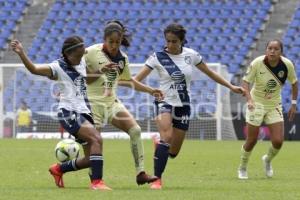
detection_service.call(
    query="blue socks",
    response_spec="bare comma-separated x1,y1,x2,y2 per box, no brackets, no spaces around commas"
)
154,141,170,178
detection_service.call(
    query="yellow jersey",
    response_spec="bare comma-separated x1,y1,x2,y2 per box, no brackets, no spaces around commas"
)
84,43,131,106
243,55,297,108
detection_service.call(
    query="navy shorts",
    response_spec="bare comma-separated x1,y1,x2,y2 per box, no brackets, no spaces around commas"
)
58,108,94,144
154,101,191,131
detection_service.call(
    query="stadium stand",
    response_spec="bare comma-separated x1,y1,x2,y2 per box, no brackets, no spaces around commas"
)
0,0,30,50
27,0,274,72
1,0,300,140
10,1,300,117
282,6,300,111
3,0,276,117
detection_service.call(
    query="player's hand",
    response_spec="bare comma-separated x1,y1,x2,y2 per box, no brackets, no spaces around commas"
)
10,40,24,54
100,63,119,74
247,99,255,111
288,104,297,121
151,88,164,101
230,85,246,96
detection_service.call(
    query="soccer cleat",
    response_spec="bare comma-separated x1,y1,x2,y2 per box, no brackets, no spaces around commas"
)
150,178,162,189
49,163,64,188
238,168,248,180
136,171,158,185
262,155,273,178
90,180,112,191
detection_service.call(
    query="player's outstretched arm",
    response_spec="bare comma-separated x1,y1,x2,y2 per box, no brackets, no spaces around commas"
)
134,65,152,82
10,40,52,78
196,62,245,95
118,78,164,101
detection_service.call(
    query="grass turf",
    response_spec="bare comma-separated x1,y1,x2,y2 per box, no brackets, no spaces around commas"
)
0,139,299,200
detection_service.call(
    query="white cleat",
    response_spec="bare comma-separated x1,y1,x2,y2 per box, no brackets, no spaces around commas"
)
238,168,248,180
262,155,273,178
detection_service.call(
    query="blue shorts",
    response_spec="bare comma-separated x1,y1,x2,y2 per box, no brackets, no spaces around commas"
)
154,101,191,131
58,108,94,144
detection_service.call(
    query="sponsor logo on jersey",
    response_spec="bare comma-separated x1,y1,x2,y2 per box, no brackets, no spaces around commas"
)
164,64,176,69
264,79,277,99
170,71,185,83
170,84,185,90
266,79,277,89
74,76,87,97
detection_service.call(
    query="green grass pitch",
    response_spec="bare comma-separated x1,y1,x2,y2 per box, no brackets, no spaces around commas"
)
0,139,299,200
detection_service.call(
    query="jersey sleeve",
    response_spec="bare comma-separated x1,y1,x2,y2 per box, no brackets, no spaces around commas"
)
84,48,94,71
192,50,203,66
118,56,131,80
48,61,60,80
243,60,257,83
145,53,157,70
287,61,298,84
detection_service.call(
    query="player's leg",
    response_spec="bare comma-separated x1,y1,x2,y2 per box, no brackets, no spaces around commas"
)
49,120,99,188
262,107,284,178
111,105,157,185
238,123,260,179
168,105,190,158
148,102,174,189
238,104,263,179
50,110,110,190
149,112,173,189
76,122,111,190
168,128,186,158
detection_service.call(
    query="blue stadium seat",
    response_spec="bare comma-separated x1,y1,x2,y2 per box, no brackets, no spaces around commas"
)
6,0,274,113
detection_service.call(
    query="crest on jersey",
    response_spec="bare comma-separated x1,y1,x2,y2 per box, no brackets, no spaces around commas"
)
171,71,185,84
184,56,192,64
277,70,285,78
118,60,125,69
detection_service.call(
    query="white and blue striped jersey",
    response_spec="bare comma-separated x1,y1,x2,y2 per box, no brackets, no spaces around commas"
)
49,58,91,114
145,47,203,106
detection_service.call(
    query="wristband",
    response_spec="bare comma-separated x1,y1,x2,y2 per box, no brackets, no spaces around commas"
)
292,100,297,105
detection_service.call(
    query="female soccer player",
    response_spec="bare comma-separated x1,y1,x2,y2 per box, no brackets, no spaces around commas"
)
134,23,245,189
84,20,162,185
237,39,298,179
11,36,111,190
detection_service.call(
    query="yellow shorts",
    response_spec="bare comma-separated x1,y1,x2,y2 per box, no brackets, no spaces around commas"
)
90,100,127,128
246,103,283,126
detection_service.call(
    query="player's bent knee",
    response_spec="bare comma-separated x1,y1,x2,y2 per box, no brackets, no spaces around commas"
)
128,125,142,139
168,153,178,159
272,140,283,149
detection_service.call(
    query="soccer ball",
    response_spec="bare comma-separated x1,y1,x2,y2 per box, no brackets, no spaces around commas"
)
55,139,80,162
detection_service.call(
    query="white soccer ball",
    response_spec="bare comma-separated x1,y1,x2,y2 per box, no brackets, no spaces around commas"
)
55,139,80,162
